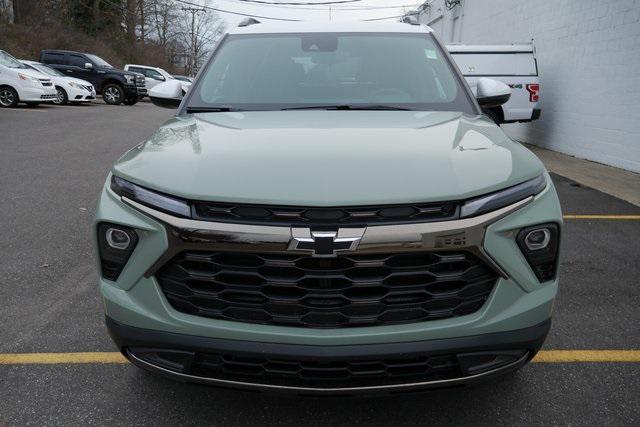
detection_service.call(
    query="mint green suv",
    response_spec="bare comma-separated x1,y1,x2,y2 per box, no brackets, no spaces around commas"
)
95,20,562,394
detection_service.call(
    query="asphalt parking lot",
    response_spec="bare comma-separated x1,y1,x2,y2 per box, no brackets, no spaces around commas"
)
1,102,639,425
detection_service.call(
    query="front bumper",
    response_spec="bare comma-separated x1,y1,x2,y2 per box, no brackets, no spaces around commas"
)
16,85,56,102
96,173,562,390
109,316,549,394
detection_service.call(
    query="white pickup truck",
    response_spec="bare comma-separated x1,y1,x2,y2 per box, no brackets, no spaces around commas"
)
447,43,541,124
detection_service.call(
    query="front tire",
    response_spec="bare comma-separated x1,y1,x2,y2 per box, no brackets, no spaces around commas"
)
122,95,138,106
103,84,124,105
0,86,19,108
54,86,68,105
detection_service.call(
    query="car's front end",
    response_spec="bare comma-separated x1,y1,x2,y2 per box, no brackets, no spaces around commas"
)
63,78,96,102
95,23,562,394
15,72,57,103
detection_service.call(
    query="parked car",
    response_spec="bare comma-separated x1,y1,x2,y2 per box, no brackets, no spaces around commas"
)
0,49,57,108
39,50,146,105
447,43,540,124
124,64,191,95
172,75,193,84
98,20,562,394
20,60,96,105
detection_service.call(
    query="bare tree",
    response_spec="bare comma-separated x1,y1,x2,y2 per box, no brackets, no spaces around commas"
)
177,8,224,75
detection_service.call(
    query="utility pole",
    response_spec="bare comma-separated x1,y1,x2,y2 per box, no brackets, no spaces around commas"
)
182,6,206,75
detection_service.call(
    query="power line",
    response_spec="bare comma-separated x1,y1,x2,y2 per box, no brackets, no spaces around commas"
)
231,0,362,5
172,0,302,21
220,0,423,11
173,0,423,22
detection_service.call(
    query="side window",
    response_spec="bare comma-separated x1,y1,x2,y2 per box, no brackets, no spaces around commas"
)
69,54,88,68
146,69,163,80
129,67,144,74
42,52,65,65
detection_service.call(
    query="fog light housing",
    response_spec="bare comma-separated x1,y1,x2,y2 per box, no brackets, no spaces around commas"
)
97,223,138,281
517,223,560,282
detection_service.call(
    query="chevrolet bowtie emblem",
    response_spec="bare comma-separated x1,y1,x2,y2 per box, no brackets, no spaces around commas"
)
289,228,365,257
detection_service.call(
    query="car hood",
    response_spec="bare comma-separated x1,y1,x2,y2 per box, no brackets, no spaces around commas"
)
66,77,92,86
17,68,51,80
113,111,545,206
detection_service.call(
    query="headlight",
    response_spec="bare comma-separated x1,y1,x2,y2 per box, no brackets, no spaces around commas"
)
124,75,135,84
69,82,85,89
110,175,190,218
460,174,547,218
18,73,40,84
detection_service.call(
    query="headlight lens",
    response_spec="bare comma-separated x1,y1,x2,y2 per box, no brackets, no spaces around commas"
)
18,73,40,83
125,74,135,84
460,174,547,218
69,82,85,89
111,175,190,217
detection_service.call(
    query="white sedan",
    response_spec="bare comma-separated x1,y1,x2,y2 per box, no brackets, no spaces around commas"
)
21,60,96,105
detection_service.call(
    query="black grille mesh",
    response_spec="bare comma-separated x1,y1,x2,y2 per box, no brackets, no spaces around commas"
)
156,251,497,328
192,201,458,225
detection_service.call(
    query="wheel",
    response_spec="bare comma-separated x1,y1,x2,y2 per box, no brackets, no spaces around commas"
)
54,86,68,105
102,84,124,105
122,95,139,106
0,86,19,108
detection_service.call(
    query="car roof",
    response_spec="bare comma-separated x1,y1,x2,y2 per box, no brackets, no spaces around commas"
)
230,21,432,35
446,43,534,53
126,64,157,69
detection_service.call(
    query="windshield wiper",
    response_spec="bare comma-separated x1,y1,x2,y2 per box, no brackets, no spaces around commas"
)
281,104,413,111
185,106,240,113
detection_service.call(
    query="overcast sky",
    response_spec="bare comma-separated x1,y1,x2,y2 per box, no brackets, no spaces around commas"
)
198,0,424,27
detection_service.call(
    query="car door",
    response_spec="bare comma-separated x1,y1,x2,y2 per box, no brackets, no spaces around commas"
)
144,68,166,90
64,53,97,86
128,66,152,89
41,52,66,71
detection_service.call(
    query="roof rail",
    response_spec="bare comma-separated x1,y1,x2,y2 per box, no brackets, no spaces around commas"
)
238,18,261,27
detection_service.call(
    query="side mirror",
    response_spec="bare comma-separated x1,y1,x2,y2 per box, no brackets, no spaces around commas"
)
476,78,511,107
149,80,183,109
84,62,93,70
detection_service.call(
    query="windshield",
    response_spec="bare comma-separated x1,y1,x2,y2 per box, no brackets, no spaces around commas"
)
86,54,112,68
187,33,475,113
30,63,65,77
0,50,28,69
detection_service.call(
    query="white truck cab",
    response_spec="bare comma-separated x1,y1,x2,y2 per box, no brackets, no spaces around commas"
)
0,50,57,108
124,64,191,95
447,43,540,124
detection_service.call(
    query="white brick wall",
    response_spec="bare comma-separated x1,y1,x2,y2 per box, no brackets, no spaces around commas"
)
423,0,640,173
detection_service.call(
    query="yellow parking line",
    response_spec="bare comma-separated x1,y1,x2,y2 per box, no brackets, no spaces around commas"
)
563,214,640,220
1,351,640,365
532,350,640,363
0,352,128,364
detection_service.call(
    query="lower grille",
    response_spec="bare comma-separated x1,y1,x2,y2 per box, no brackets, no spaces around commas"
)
156,250,497,328
129,347,527,390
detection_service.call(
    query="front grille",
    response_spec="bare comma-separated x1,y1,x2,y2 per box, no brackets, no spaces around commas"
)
40,94,56,100
147,349,461,388
192,201,458,226
130,347,527,390
156,250,497,328
135,76,145,87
